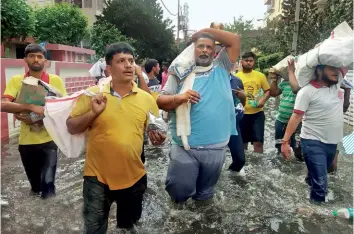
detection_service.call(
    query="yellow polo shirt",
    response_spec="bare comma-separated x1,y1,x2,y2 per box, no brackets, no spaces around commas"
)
236,70,270,114
70,82,159,190
2,73,67,145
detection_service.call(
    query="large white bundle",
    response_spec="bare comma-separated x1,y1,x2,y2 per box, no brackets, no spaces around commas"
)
295,21,353,87
43,90,96,158
168,44,195,80
272,55,294,80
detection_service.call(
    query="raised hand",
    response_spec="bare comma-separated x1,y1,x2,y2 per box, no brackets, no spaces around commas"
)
91,93,107,116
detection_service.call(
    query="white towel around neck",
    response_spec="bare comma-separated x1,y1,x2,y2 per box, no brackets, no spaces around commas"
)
176,64,213,150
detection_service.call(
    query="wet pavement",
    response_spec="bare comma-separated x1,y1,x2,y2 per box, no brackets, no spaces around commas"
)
1,97,353,234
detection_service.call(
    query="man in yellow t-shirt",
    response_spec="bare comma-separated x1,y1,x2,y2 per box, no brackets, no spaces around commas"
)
66,43,166,232
1,44,66,199
236,52,270,153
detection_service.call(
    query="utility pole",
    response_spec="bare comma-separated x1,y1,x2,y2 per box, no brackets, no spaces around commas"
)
291,0,301,55
177,0,180,48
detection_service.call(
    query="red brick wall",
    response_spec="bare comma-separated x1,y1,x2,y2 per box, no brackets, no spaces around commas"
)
65,76,96,94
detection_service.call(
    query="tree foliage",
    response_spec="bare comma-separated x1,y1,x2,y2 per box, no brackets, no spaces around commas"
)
1,0,35,42
96,0,177,62
318,0,353,40
275,0,353,55
224,16,258,54
34,3,88,46
90,21,134,58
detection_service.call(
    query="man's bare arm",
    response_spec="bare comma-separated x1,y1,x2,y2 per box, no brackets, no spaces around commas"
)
343,88,351,113
137,73,151,94
1,98,43,114
270,80,282,97
287,59,301,94
288,71,301,94
283,113,303,141
192,28,240,63
157,90,200,111
66,111,98,135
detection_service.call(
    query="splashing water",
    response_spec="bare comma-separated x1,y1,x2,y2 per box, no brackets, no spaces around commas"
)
1,97,353,233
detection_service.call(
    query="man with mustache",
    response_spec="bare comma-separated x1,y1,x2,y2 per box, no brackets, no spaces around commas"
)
1,43,67,199
236,52,271,153
157,29,240,203
281,65,348,202
66,43,166,232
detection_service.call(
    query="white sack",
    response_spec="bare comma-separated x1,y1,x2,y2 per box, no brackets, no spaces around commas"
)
272,55,294,80
295,21,353,87
43,90,95,158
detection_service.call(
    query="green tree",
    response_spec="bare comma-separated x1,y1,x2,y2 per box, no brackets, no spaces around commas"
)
318,0,353,40
224,16,258,53
279,0,328,55
96,0,177,61
90,21,134,58
34,3,88,46
1,0,35,42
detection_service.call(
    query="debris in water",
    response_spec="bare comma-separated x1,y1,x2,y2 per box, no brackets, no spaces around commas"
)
296,206,315,216
270,217,283,232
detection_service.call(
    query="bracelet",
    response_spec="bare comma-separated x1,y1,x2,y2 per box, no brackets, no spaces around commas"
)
281,139,290,144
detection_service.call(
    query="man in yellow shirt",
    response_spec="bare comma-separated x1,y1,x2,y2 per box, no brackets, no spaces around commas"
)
1,44,67,199
236,52,270,153
66,43,166,232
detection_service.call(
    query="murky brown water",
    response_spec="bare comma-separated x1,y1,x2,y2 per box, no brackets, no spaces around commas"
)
1,97,353,234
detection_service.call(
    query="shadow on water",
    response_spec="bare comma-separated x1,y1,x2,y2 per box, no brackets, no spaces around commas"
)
1,97,353,234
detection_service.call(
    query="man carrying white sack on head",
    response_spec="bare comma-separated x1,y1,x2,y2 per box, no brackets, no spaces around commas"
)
157,28,240,203
281,65,350,203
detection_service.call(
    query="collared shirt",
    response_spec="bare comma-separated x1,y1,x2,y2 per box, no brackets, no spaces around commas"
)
70,81,159,190
294,81,344,144
2,72,67,145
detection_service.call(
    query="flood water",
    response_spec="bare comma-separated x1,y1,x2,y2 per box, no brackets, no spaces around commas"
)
1,97,353,234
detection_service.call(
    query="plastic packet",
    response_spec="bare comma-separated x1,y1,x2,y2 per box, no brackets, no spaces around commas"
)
147,112,168,134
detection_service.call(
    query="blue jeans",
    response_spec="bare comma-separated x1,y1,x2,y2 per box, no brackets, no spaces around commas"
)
228,124,245,172
301,138,337,202
165,144,226,202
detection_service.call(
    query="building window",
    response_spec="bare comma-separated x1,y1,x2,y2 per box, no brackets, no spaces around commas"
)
72,0,82,8
83,0,92,8
55,0,63,3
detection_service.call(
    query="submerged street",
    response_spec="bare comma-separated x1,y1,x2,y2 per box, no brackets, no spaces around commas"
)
1,98,353,234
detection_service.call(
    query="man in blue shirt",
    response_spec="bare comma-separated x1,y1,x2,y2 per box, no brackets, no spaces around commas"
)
157,28,240,203
229,74,246,175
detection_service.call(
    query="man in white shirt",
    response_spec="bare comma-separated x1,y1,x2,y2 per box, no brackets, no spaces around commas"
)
281,65,347,202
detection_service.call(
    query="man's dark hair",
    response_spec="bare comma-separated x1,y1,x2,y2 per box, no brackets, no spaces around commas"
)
162,62,169,67
195,32,216,44
145,59,159,73
105,42,135,65
186,40,193,48
242,52,256,59
314,64,325,81
25,43,47,58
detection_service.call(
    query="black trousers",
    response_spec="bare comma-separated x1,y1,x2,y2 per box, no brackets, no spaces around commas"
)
83,175,147,233
18,141,58,198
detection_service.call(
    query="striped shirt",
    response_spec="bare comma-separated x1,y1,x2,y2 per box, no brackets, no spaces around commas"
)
277,81,296,123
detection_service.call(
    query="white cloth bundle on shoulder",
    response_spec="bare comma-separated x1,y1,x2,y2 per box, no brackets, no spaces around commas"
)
168,44,213,150
295,21,353,87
